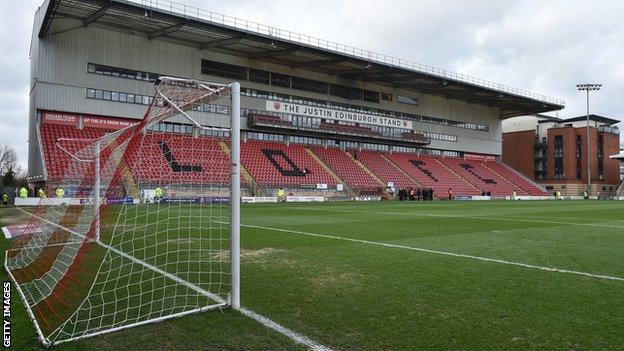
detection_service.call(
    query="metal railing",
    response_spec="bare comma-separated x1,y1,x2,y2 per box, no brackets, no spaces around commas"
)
128,0,565,106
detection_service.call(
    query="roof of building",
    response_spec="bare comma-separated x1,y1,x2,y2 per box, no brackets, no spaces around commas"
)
537,114,620,125
38,0,565,118
562,114,621,126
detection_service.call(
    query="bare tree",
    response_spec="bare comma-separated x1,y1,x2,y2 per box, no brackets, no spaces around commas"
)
0,143,22,177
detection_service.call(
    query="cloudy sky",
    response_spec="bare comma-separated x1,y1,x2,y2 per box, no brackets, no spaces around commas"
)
1,0,623,168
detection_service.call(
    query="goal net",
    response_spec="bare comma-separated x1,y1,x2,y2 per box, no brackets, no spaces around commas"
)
5,77,241,346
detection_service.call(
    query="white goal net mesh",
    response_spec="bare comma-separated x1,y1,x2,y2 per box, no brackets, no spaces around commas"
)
5,78,238,346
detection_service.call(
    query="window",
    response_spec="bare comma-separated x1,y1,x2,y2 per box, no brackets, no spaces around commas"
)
397,95,418,106
330,84,362,100
381,93,393,102
362,90,380,103
554,135,564,179
87,63,159,83
249,69,270,85
201,59,247,80
270,73,290,88
291,76,327,94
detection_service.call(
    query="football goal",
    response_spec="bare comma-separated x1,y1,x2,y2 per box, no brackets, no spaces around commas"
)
5,77,241,347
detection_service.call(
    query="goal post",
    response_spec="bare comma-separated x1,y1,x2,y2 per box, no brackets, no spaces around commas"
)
5,78,241,346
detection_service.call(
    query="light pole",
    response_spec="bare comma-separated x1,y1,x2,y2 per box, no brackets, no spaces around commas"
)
576,83,601,195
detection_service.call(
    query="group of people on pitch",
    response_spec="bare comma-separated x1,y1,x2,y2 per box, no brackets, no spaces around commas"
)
397,187,434,201
1,187,66,205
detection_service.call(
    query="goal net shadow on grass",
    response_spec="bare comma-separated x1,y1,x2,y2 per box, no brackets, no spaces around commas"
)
5,77,240,347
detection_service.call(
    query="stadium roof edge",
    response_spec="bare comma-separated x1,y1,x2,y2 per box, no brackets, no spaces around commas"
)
37,0,566,118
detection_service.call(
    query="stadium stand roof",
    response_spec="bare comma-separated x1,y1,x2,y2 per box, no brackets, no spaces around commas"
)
38,0,565,118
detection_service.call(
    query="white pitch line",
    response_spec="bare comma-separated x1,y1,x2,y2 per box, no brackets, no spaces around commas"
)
238,307,333,351
242,223,624,283
14,208,334,351
289,206,624,229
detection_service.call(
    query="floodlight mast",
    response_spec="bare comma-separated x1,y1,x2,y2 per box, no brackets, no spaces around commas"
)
576,83,601,196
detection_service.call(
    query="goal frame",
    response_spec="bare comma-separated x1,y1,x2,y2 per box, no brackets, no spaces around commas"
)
5,78,241,347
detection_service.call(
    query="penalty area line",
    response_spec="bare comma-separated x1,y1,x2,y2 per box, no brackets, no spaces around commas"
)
241,223,624,283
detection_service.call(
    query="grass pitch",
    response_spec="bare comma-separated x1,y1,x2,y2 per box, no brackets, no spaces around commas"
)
2,200,624,350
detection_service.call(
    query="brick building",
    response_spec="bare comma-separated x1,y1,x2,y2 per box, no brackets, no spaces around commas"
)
503,114,621,196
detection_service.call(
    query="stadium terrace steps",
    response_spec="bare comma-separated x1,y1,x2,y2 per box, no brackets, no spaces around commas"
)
218,140,264,196
496,162,549,195
339,149,386,187
482,162,545,196
385,152,479,197
379,153,421,188
305,147,349,187
439,158,525,196
355,151,417,189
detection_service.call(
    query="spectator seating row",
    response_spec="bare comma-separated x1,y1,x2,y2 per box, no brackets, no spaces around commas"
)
386,153,479,196
240,140,336,187
40,123,547,196
311,147,379,190
355,150,417,189
439,158,527,196
483,162,546,196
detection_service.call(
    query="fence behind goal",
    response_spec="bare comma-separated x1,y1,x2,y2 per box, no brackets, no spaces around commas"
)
5,78,241,347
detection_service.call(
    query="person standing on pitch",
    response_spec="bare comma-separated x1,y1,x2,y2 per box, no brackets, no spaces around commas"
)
38,188,46,198
154,186,163,203
19,187,28,199
277,187,285,202
2,192,9,206
448,188,453,201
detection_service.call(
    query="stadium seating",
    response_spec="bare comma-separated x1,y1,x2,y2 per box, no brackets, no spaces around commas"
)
40,124,116,183
311,147,379,190
131,133,232,185
40,123,546,197
40,124,233,186
241,140,336,187
439,158,526,196
483,162,547,195
355,150,417,189
385,153,479,197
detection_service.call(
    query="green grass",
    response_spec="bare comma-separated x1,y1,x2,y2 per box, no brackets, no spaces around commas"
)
2,200,624,350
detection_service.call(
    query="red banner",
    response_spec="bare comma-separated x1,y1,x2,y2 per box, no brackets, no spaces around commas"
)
42,111,138,130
